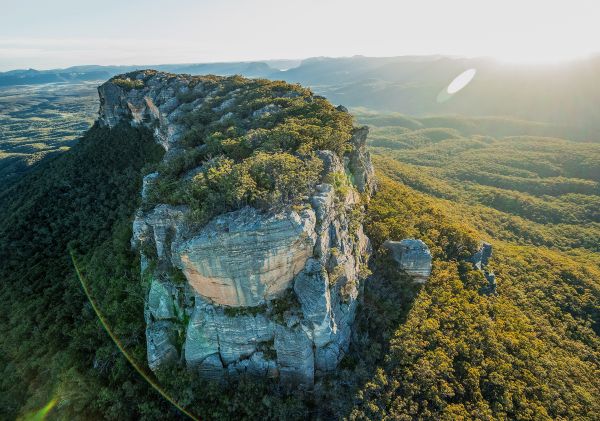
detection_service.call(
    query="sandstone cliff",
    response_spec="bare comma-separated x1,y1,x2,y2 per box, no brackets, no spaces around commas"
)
97,70,375,386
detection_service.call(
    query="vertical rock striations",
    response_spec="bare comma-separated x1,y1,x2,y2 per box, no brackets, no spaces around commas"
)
173,207,317,307
97,71,375,387
384,239,432,282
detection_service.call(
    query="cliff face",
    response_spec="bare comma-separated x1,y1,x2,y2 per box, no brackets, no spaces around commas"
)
98,72,189,149
175,207,317,307
97,70,375,387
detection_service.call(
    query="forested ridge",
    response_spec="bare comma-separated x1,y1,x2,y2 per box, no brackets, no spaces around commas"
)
351,175,600,419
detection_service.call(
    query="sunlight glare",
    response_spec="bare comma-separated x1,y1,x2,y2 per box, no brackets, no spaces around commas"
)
437,68,477,103
447,69,477,94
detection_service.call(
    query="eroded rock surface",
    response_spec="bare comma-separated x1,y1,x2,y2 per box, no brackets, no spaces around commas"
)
470,242,496,295
173,207,317,307
470,242,492,271
347,126,376,195
384,239,432,282
98,71,193,150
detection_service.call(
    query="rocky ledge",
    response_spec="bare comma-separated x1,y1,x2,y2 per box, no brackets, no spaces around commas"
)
97,70,375,387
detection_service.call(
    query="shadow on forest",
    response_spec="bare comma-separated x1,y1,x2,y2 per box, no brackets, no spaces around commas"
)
311,250,423,420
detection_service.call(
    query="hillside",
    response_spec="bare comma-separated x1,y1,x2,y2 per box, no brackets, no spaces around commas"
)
348,112,600,418
0,62,281,87
4,54,600,134
353,173,600,419
0,73,598,420
0,73,376,419
359,111,600,256
282,56,600,139
0,124,167,418
0,83,97,186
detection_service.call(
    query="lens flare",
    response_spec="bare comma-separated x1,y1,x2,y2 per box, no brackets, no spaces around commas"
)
447,68,477,94
70,251,198,421
437,68,477,103
18,398,57,421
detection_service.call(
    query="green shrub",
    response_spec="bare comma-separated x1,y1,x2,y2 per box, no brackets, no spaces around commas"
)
223,304,267,317
270,290,300,324
324,171,351,199
145,75,355,226
112,77,145,91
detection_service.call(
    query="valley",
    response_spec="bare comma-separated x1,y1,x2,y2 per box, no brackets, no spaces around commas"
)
0,82,97,185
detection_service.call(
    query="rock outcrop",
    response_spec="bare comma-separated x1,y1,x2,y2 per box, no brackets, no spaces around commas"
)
97,71,375,387
470,242,492,271
98,71,192,150
384,239,432,282
347,126,376,195
174,207,317,307
470,242,496,294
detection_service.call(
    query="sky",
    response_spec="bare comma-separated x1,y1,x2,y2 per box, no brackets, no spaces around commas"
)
1,0,599,71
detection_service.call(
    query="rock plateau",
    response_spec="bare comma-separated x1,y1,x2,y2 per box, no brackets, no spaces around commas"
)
97,70,375,387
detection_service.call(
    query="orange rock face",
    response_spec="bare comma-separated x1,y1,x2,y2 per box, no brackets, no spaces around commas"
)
175,207,317,307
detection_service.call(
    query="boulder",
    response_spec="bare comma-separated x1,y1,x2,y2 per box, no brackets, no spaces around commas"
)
384,239,432,282
470,242,492,270
469,242,496,295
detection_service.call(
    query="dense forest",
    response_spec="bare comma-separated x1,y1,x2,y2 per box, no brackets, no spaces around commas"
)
0,101,599,418
142,73,354,224
350,113,600,418
0,125,172,418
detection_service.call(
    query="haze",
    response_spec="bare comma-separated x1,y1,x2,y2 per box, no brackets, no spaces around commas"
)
1,0,599,71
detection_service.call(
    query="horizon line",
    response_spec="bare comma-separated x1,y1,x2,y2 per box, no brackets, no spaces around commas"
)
3,52,600,73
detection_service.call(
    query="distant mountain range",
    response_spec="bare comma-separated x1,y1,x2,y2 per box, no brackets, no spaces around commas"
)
3,55,600,138
0,61,280,86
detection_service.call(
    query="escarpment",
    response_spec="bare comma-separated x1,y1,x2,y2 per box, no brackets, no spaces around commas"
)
97,70,375,386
